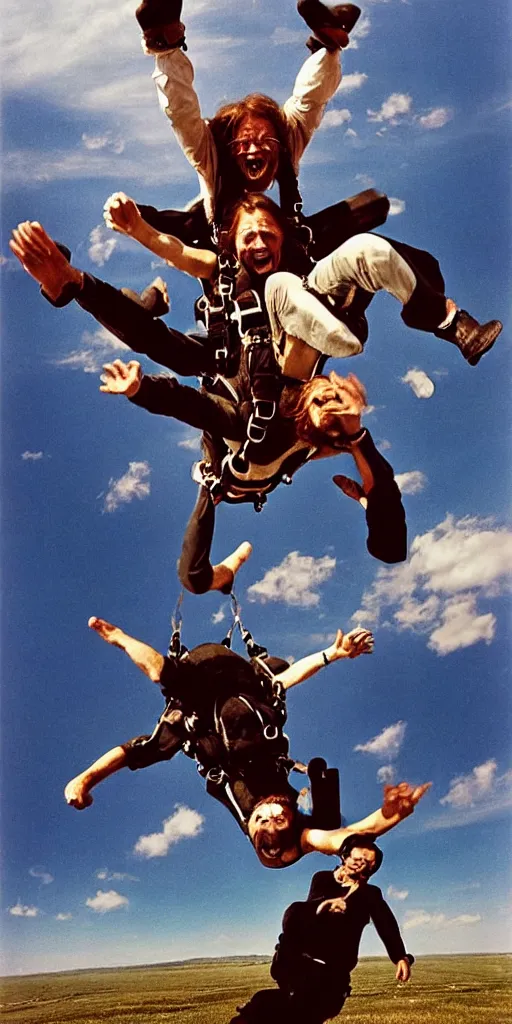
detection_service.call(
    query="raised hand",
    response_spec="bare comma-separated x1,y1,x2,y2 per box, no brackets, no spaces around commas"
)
328,628,374,661
100,359,142,397
9,220,81,301
382,781,432,820
103,192,144,237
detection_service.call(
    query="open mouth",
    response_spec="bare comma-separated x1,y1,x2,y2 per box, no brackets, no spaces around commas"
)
244,155,266,178
250,249,273,273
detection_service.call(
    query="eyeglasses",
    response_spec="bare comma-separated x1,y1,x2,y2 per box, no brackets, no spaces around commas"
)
228,136,281,155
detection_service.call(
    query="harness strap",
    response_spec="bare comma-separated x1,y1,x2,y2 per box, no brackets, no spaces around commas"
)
166,589,188,660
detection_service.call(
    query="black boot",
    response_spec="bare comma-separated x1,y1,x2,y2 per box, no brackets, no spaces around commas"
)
434,310,503,366
297,0,360,51
136,0,186,52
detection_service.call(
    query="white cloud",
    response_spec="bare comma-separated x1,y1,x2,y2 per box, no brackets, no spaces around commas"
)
29,867,54,885
387,885,409,901
346,14,372,50
354,173,375,187
271,26,305,45
56,325,130,375
134,805,204,859
337,72,368,94
55,912,73,921
95,869,138,882
388,197,406,216
8,902,39,917
345,128,358,139
428,594,495,655
394,471,427,495
367,92,412,124
247,551,336,608
82,132,124,153
354,721,406,760
418,107,452,130
401,368,435,399
440,759,499,808
319,108,352,129
404,910,481,930
351,514,512,655
377,764,395,784
103,461,151,514
211,606,227,625
86,889,129,913
21,450,44,461
88,225,117,267
178,432,202,451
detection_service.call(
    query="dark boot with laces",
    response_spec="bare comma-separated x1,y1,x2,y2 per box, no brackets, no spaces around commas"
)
434,310,503,366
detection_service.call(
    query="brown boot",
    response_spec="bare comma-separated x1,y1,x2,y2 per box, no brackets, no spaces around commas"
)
298,0,360,51
136,0,186,52
434,310,503,366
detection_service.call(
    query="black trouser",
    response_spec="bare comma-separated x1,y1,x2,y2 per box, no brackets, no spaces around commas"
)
76,272,216,377
230,984,348,1024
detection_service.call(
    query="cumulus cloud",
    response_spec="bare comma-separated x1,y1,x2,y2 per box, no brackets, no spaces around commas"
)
394,471,427,495
401,368,435,399
8,902,39,917
55,325,130,374
29,867,54,885
388,197,406,216
103,461,151,513
88,225,117,267
418,107,452,130
21,450,44,461
96,869,138,882
345,128,358,139
377,764,396,784
440,759,503,808
86,890,129,913
387,885,409,901
351,514,512,655
337,71,368,94
55,912,73,921
404,910,481,930
134,805,204,859
354,721,406,760
367,92,412,124
178,432,202,451
211,605,227,625
354,172,375,188
346,14,371,49
319,109,352,129
247,551,336,608
82,131,124,153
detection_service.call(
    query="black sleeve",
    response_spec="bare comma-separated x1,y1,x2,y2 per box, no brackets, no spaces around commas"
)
307,871,337,901
129,375,245,439
368,888,408,963
358,431,407,564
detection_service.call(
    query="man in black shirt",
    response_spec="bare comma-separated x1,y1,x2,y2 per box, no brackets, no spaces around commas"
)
232,834,413,1022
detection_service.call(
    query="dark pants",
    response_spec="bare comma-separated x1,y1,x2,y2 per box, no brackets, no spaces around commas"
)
230,985,348,1024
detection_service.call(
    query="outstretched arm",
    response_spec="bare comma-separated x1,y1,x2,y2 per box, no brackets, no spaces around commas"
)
275,628,374,691
104,192,217,281
301,782,431,855
283,48,342,166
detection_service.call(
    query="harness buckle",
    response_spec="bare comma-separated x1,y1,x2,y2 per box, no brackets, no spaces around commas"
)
253,399,275,422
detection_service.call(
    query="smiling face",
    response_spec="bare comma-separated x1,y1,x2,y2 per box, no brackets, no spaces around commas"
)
248,799,301,869
234,208,284,277
230,114,281,191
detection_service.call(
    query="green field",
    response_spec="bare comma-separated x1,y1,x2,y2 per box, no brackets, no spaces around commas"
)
2,954,511,1024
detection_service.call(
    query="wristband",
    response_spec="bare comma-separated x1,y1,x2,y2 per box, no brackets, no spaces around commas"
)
322,651,330,666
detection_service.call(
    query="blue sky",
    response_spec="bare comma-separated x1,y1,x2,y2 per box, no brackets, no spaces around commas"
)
2,0,511,977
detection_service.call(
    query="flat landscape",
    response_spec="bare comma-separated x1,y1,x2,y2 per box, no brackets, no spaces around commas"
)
2,954,511,1024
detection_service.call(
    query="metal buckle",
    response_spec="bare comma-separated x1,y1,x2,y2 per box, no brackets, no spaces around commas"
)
253,400,275,422
246,417,267,444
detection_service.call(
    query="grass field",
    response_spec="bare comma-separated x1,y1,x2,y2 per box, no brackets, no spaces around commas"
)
2,954,511,1024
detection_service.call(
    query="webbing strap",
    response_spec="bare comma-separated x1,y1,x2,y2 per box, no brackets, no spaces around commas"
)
167,589,188,659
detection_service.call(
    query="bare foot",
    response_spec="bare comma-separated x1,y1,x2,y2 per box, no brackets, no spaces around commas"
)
333,475,368,509
64,775,94,810
88,616,125,648
9,221,82,301
210,541,253,593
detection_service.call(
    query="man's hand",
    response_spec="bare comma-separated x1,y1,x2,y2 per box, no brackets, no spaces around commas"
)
316,896,347,915
100,359,142,398
329,371,367,436
104,192,144,238
395,959,411,983
382,782,432,820
326,628,374,662
9,221,82,301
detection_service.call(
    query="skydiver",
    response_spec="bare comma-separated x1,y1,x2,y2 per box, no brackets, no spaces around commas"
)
231,834,414,1023
64,614,430,869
